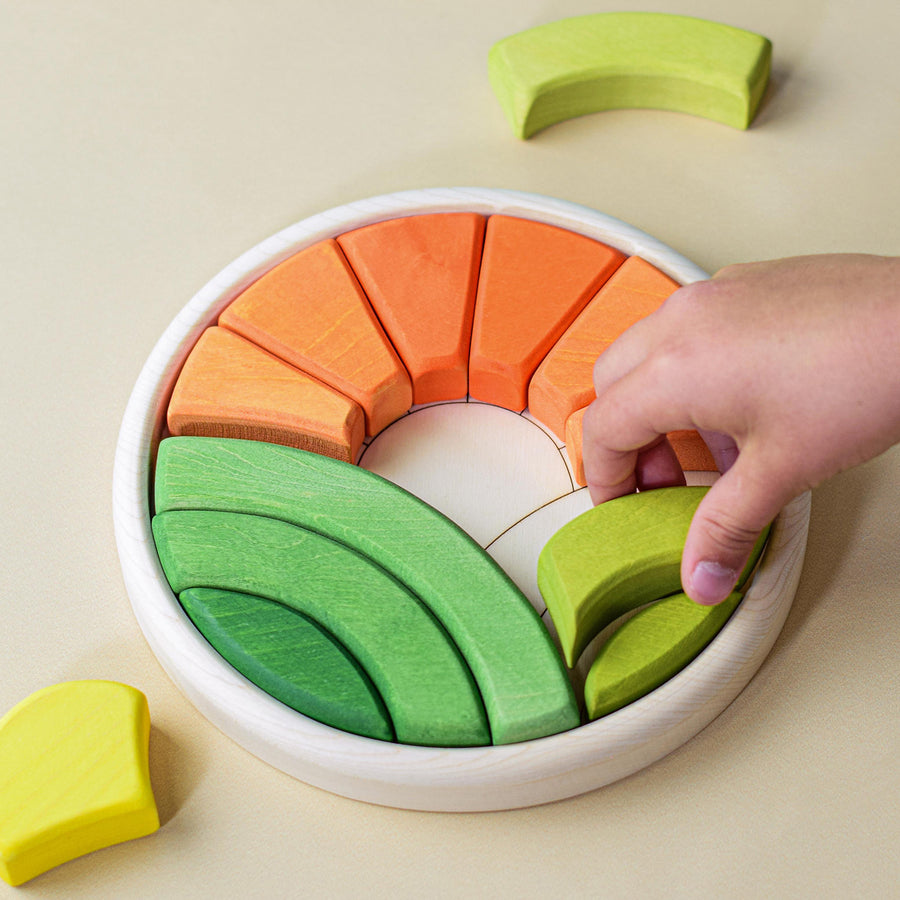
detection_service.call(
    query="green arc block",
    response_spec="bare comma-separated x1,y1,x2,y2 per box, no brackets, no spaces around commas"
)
489,13,772,138
154,436,579,744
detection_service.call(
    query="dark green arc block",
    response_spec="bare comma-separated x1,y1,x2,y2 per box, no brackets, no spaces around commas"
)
153,436,579,744
153,509,490,748
584,590,743,720
179,587,394,741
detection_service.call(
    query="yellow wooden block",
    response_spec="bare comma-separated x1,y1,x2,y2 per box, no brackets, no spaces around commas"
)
0,681,159,886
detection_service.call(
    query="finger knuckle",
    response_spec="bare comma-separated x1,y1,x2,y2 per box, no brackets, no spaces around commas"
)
700,512,762,555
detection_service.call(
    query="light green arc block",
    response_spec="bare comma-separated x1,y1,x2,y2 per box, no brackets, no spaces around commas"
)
488,13,772,138
537,486,769,668
154,436,579,744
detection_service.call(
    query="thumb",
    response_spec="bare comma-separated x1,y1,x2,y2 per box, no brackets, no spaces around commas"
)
681,457,791,606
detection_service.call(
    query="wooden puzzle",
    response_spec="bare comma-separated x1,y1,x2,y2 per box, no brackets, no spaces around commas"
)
0,681,158,886
489,13,772,138
113,188,810,810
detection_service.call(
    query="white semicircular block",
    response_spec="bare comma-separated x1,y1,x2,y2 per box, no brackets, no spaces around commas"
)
359,402,573,547
487,489,592,612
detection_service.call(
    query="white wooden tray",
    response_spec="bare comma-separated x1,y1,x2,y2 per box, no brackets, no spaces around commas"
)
112,188,810,811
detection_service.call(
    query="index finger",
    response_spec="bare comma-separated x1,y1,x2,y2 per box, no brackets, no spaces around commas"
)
582,355,700,504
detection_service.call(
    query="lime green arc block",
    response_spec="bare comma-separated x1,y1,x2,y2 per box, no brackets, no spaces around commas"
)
179,587,394,742
154,436,579,744
584,590,743,720
153,509,490,747
537,486,769,667
488,13,772,138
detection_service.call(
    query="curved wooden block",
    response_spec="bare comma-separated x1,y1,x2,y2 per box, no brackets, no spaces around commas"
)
584,590,742,719
488,12,772,138
153,509,490,747
667,428,718,472
154,436,579,744
179,587,393,741
167,327,365,463
338,213,485,404
537,486,768,666
469,216,625,410
219,239,412,436
529,256,680,439
0,681,158,886
564,407,717,486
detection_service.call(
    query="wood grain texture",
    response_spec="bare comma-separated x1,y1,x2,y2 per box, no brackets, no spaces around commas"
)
219,238,412,436
113,189,807,810
338,213,484,404
488,12,772,138
153,509,490,747
468,215,625,411
0,682,158,886
537,486,768,666
179,587,394,741
529,256,680,440
154,436,579,744
166,326,365,463
584,590,742,719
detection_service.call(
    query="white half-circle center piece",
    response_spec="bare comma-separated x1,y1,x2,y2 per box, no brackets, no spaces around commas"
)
358,402,573,548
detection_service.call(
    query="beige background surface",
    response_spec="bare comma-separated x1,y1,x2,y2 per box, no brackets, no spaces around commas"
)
2,1,898,896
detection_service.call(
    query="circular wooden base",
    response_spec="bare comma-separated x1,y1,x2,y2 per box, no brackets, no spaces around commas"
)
112,189,809,811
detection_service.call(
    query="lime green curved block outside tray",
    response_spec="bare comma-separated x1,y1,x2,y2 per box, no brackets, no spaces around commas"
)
488,12,772,138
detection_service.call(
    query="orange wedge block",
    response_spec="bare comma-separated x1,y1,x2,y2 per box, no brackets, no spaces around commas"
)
667,429,718,472
167,327,365,463
338,213,486,405
529,256,680,439
469,216,625,411
219,239,412,436
565,407,717,486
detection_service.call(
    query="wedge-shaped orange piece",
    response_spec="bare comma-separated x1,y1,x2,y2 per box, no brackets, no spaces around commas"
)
529,256,680,439
167,327,365,463
219,239,412,436
469,216,625,411
667,429,718,472
565,407,717,486
338,213,485,405
0,681,158,886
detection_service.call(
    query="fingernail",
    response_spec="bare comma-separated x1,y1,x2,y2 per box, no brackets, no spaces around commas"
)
689,560,738,606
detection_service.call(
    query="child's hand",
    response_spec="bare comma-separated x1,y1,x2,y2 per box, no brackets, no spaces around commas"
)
582,254,900,605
